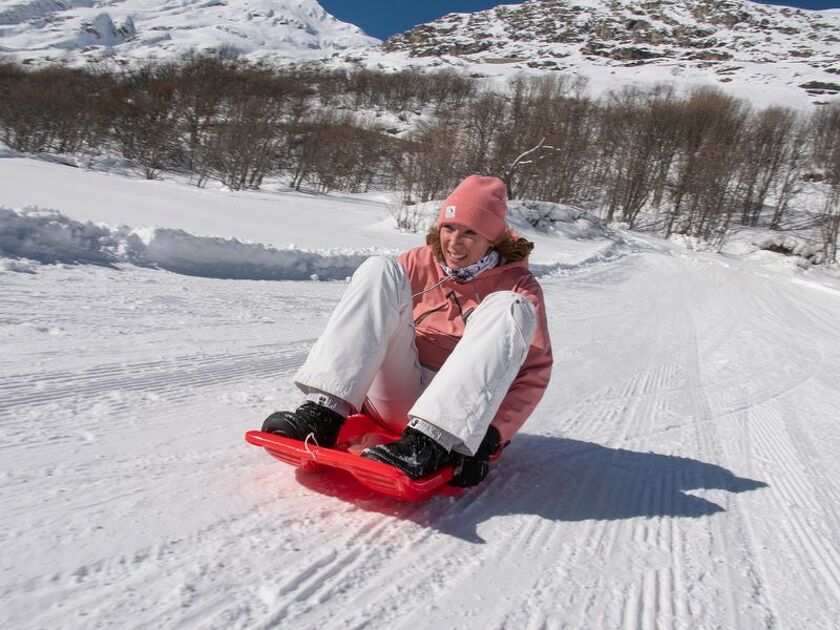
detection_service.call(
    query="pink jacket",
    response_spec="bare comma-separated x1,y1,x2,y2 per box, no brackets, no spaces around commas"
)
398,245,553,442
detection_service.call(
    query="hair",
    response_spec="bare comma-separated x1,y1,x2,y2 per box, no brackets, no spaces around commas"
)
425,226,534,264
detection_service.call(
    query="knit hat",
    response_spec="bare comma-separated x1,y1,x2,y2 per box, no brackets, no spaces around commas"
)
437,175,508,242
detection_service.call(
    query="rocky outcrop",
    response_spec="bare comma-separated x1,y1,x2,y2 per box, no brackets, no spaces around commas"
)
380,0,839,69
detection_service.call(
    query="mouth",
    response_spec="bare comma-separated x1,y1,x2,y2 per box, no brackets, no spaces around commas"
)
446,251,468,265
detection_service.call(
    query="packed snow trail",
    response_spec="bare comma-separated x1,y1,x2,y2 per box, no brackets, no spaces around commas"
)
3,244,840,629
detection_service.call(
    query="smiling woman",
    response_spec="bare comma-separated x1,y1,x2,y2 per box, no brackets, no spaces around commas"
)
439,224,492,269
261,174,552,486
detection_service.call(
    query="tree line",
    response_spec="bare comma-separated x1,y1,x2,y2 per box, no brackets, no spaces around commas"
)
1,55,838,262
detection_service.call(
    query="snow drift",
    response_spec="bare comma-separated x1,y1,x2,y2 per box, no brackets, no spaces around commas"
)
0,203,626,280
0,206,371,280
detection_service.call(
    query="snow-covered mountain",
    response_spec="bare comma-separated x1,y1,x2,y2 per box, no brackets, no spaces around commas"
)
0,0,380,65
2,0,839,109
360,0,840,110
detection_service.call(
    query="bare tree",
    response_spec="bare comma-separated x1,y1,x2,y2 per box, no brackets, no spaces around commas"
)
0,65,114,154
204,68,289,190
812,104,840,262
174,54,237,185
109,63,183,179
494,75,596,203
736,106,798,227
599,86,678,228
665,89,747,239
461,90,507,174
396,113,464,204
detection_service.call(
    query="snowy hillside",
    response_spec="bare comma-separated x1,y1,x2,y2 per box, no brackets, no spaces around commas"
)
3,153,840,628
0,0,379,66
3,0,840,110
360,0,840,110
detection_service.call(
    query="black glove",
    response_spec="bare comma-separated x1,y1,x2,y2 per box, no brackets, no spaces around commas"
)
449,426,502,488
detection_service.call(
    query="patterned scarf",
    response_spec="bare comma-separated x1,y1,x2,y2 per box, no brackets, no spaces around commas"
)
440,250,500,283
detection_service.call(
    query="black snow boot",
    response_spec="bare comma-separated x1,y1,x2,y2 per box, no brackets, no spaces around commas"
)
261,402,345,447
361,427,451,479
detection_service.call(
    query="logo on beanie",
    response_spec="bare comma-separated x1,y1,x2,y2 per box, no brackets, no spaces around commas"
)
445,205,456,218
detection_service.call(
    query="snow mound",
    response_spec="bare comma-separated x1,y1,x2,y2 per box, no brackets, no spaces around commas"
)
0,142,21,158
127,226,370,280
0,206,122,266
0,206,372,280
509,200,612,240
0,196,624,281
397,198,611,240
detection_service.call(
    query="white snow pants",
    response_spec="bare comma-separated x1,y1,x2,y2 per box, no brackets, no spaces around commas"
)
293,256,536,455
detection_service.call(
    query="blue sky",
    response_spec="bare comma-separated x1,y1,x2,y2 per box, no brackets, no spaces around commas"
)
319,0,840,40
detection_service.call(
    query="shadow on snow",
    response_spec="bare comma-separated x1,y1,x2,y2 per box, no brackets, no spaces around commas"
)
294,433,768,544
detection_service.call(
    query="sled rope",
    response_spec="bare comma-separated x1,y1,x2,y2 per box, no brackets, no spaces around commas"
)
303,432,319,460
412,276,449,299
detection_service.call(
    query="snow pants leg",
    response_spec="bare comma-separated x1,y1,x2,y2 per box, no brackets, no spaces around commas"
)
293,256,426,435
408,291,536,455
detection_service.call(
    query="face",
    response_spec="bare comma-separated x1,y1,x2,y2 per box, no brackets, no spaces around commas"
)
439,223,493,269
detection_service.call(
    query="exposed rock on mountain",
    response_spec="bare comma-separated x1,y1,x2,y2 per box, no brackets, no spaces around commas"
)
382,0,838,67
369,0,840,109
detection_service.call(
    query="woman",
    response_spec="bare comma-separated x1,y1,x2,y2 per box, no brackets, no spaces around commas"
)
263,175,552,487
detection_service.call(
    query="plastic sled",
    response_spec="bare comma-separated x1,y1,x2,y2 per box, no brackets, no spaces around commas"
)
245,413,459,501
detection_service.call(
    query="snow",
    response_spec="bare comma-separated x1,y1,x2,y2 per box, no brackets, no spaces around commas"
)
3,152,840,628
0,0,379,65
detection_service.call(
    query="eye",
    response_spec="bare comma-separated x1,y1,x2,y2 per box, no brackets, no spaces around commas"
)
441,225,455,233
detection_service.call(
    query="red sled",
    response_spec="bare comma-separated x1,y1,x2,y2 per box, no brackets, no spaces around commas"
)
246,413,461,501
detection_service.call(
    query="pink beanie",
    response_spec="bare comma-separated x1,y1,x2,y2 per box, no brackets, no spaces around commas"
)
437,175,508,242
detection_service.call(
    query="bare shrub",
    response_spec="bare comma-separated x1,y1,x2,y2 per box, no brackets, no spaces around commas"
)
664,88,748,240
599,86,680,228
0,65,114,154
735,106,799,227
108,63,184,179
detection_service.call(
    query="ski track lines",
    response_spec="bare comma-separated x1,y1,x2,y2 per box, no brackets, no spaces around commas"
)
682,261,840,630
255,483,558,629
0,343,308,415
713,270,840,628
745,402,840,626
727,377,840,625
678,285,776,630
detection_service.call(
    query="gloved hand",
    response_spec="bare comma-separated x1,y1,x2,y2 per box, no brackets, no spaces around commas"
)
448,425,502,487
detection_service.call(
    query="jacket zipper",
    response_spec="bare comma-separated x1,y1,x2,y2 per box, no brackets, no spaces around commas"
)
414,302,448,325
